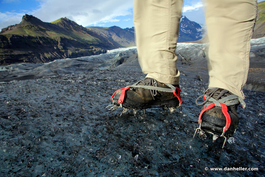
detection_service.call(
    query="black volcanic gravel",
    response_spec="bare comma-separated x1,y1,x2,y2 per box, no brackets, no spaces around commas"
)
0,50,264,176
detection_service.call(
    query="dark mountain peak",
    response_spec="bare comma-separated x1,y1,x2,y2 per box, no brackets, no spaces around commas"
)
109,26,123,32
109,26,121,29
1,14,45,33
125,27,135,34
21,14,43,25
60,17,71,22
180,15,201,28
181,16,188,21
53,17,75,25
178,15,203,42
180,16,193,25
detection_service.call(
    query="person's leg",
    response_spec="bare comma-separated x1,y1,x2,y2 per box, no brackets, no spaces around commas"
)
109,0,183,110
194,0,257,146
205,0,257,99
134,0,183,85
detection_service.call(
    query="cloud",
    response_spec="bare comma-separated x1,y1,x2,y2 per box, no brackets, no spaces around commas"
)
183,2,203,13
34,0,133,26
0,0,133,29
0,12,24,29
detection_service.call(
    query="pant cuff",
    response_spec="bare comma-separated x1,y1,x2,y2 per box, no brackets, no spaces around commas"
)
209,77,245,99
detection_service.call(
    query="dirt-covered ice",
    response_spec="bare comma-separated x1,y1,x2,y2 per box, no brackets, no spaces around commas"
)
0,44,264,176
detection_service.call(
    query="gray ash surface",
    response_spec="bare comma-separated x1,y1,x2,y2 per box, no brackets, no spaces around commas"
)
0,48,264,176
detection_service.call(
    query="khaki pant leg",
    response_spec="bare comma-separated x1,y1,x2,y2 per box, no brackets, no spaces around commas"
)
134,0,183,85
205,0,257,98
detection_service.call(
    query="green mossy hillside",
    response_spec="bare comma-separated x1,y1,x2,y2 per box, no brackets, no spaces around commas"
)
0,14,124,65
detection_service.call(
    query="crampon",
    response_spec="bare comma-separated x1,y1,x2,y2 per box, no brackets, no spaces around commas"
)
193,88,246,148
106,78,183,115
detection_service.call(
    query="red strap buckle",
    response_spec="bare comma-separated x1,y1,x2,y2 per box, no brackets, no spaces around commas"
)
110,86,130,104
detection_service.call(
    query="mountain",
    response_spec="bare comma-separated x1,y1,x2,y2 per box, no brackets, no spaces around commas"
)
0,14,122,65
253,1,265,38
0,14,203,65
87,26,135,47
178,16,204,42
88,16,204,44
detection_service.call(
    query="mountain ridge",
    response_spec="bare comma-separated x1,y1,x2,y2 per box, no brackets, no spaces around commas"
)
0,14,205,65
2,3,265,66
87,26,135,47
86,16,204,46
0,14,122,65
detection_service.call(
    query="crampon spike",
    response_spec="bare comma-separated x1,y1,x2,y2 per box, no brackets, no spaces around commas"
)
120,108,129,116
193,123,202,138
133,109,138,115
106,104,120,111
212,134,219,141
169,107,176,113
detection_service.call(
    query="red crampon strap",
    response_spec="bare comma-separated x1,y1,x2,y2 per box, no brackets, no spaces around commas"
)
198,102,231,133
173,87,183,105
110,86,130,104
220,103,231,132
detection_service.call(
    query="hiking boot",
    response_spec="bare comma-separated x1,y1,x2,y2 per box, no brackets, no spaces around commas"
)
194,88,246,148
108,78,182,111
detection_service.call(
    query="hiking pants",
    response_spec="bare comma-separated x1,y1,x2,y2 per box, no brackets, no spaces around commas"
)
134,0,257,98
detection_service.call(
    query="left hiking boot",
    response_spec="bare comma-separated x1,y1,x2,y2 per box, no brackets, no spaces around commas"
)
107,78,182,112
194,88,246,148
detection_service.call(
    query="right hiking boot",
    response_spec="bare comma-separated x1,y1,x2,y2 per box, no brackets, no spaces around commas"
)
194,88,246,148
108,78,182,112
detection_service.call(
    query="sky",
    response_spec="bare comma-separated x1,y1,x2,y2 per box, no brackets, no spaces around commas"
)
0,0,262,30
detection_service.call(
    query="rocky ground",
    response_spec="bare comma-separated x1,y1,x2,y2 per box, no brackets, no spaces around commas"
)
0,44,264,176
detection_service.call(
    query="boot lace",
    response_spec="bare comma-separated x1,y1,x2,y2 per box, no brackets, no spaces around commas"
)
196,88,246,108
136,78,158,100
